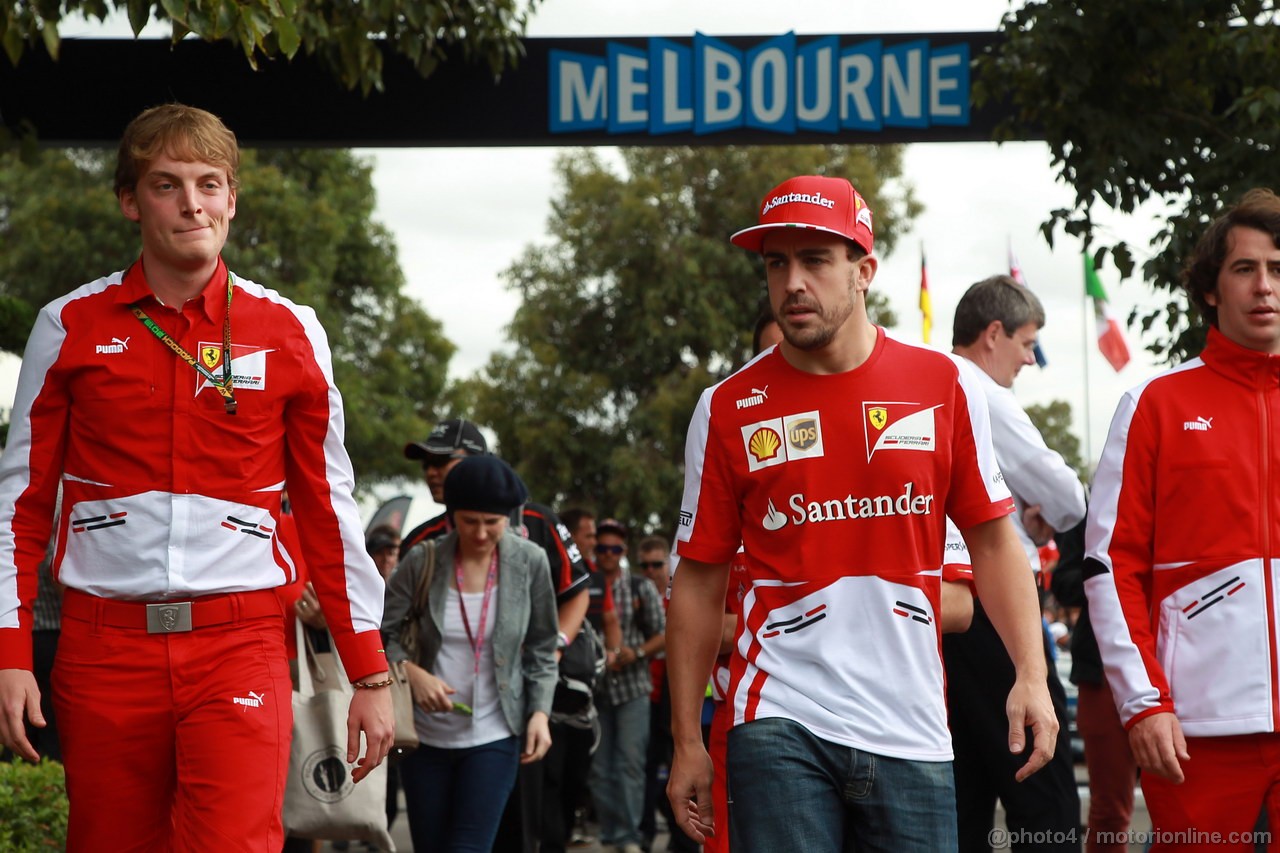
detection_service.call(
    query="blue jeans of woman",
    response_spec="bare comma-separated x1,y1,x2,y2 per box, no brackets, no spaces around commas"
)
727,717,957,852
400,735,520,853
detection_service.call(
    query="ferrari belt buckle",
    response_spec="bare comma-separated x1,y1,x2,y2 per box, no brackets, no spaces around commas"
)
146,602,193,633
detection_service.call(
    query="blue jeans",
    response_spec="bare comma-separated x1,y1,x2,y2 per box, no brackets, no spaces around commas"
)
589,694,650,846
399,736,520,853
727,717,957,852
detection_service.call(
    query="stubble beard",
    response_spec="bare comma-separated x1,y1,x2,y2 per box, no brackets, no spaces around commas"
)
778,282,857,352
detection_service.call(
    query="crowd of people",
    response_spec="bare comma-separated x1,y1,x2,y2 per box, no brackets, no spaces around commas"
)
2,101,1279,853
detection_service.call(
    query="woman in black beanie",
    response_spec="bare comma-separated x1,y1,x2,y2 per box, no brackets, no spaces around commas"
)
382,456,559,852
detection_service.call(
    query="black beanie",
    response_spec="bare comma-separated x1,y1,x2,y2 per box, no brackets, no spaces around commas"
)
443,456,529,515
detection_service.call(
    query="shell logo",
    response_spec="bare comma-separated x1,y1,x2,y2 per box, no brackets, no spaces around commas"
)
748,427,782,463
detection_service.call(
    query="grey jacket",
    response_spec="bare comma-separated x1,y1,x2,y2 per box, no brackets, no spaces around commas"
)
381,530,559,736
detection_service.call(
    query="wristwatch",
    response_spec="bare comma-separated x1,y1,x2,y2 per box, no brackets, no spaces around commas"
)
635,646,647,661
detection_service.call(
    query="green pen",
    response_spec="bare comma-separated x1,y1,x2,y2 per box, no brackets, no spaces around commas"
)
452,701,473,716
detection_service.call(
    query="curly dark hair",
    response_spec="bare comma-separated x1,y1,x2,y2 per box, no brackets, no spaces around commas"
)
1184,189,1280,328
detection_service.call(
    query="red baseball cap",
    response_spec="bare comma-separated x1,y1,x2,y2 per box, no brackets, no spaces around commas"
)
730,175,874,255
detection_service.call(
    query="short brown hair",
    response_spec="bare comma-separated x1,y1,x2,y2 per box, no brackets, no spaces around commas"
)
114,104,240,195
1184,189,1280,327
558,508,595,537
637,535,669,555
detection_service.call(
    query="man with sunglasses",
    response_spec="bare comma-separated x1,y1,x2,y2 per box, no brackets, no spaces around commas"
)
400,418,590,853
590,519,666,853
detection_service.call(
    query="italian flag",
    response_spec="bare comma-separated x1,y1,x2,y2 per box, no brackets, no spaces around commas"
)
1084,253,1131,372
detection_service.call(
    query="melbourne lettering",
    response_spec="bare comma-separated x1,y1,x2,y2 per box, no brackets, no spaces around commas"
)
549,34,970,136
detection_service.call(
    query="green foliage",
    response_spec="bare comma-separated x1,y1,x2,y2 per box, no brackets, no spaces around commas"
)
0,758,68,850
1025,399,1086,482
464,145,917,535
977,0,1280,363
0,0,538,93
0,147,452,490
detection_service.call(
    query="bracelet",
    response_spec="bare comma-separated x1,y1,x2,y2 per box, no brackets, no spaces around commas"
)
352,677,395,689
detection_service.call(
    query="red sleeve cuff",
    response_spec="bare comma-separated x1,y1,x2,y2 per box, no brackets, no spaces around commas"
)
949,497,1016,532
332,629,389,683
0,628,35,671
941,563,976,596
674,540,738,566
1123,703,1174,731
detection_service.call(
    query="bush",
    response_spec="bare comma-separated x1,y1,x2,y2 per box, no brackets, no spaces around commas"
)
0,758,68,850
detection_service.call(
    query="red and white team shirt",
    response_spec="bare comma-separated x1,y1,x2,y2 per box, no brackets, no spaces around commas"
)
677,329,1012,760
0,259,387,678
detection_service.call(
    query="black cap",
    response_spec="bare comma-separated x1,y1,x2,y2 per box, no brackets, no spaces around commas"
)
365,527,400,555
596,518,628,539
443,456,529,516
404,418,488,462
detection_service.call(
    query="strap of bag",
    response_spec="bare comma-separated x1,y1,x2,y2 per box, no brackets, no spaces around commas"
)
296,615,348,696
409,540,437,623
296,617,315,696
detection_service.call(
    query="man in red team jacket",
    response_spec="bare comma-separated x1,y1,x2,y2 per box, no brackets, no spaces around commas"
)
0,104,392,851
1086,189,1280,848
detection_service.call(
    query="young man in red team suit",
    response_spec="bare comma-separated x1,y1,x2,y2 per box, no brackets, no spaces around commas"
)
1086,189,1280,849
0,104,392,851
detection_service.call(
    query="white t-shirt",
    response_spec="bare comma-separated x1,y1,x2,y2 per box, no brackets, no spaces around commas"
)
416,585,515,749
963,362,1086,567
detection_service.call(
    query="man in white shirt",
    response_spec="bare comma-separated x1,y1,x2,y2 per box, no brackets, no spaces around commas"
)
947,274,1086,851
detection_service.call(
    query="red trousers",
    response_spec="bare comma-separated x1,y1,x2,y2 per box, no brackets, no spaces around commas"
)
54,591,292,852
1076,680,1137,853
703,698,731,853
1141,732,1280,852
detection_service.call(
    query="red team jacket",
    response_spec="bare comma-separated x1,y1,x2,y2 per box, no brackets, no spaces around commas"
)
677,329,1013,760
1086,326,1280,738
0,259,387,679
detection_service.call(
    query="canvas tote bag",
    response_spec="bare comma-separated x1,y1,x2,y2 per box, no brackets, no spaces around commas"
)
283,619,395,850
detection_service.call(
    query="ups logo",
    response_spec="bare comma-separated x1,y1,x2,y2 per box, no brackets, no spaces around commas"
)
789,419,818,450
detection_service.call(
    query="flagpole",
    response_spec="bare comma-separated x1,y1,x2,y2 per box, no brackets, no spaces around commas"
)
1082,254,1093,468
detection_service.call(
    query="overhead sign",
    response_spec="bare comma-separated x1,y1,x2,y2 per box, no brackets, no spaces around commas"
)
549,34,970,137
0,32,1011,147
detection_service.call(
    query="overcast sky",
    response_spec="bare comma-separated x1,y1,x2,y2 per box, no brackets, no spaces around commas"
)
30,0,1174,524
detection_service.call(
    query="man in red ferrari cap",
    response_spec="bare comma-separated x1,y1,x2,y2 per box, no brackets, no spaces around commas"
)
665,175,1057,849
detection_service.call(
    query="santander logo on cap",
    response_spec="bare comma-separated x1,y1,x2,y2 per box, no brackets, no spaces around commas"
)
761,190,836,216
730,175,874,256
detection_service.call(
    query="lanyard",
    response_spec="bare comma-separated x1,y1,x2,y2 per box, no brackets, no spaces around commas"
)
456,546,499,680
130,272,237,415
